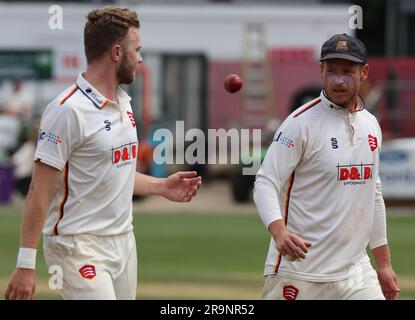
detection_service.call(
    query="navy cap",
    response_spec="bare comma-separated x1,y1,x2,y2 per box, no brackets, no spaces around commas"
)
320,33,367,64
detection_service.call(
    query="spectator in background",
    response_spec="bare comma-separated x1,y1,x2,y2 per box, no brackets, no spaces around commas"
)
2,79,32,118
11,122,39,198
0,79,33,156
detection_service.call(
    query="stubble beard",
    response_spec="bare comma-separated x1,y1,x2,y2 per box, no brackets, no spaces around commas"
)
117,56,136,85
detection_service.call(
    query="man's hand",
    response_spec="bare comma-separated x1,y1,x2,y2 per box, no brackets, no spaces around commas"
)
269,220,311,260
377,266,400,300
371,244,400,300
5,268,36,300
275,230,312,260
4,161,60,301
161,171,202,202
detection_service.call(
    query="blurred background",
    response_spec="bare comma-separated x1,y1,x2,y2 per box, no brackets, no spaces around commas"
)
0,0,414,299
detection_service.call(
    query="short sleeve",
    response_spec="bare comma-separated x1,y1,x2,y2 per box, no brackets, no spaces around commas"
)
34,104,82,171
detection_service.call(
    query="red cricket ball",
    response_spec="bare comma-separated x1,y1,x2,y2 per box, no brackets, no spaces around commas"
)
224,74,243,93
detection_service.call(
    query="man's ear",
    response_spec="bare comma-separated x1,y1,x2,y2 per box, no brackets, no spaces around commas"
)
361,63,369,81
111,44,122,63
320,62,325,82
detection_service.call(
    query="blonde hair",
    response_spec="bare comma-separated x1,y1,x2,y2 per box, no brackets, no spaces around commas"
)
84,7,139,63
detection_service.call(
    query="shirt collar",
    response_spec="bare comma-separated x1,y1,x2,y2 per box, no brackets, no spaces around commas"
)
117,86,132,104
75,73,131,109
320,90,365,116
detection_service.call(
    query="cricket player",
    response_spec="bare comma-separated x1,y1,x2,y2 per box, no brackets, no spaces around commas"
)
254,33,400,300
5,7,202,300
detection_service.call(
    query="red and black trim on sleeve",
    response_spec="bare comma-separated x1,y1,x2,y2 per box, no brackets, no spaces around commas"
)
274,172,295,273
53,163,69,235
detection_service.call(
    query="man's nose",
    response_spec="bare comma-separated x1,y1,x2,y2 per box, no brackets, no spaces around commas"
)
137,52,143,64
332,76,345,85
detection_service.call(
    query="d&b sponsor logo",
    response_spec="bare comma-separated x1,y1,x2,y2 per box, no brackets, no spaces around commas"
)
337,162,374,185
111,142,138,168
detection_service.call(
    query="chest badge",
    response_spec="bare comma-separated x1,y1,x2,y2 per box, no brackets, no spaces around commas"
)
127,111,136,127
331,137,338,149
283,285,299,300
368,134,378,151
104,120,111,131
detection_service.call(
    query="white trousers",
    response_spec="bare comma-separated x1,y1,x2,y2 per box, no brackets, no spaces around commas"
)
263,268,385,300
43,231,137,300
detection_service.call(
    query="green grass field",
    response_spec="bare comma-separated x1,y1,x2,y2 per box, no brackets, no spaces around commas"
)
0,205,414,300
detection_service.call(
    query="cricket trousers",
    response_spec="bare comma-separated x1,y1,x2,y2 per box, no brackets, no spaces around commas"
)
43,230,137,300
263,268,385,300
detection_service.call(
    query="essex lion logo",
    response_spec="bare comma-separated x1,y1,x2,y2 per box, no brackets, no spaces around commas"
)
368,134,378,152
283,285,299,300
79,264,96,279
127,111,136,127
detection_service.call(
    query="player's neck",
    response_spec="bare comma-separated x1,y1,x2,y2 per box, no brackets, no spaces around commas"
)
325,91,359,113
84,63,119,102
343,96,359,113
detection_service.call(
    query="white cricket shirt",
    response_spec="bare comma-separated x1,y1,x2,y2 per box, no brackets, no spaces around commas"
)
35,73,138,236
254,90,387,282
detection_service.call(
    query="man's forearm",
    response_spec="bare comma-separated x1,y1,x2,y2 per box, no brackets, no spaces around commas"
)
268,219,287,240
369,178,387,249
20,186,52,249
372,244,392,269
133,171,165,196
